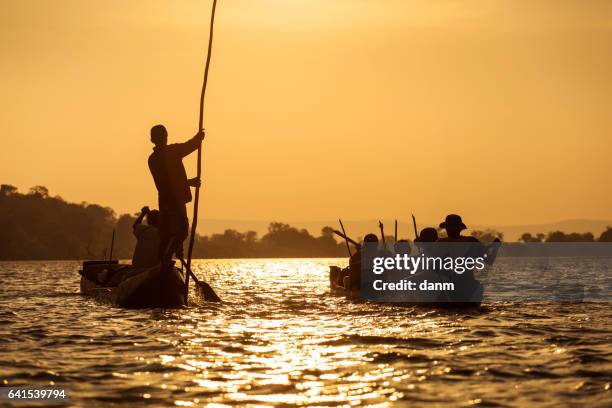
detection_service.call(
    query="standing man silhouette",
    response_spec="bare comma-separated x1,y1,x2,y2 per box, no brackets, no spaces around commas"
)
148,124,204,266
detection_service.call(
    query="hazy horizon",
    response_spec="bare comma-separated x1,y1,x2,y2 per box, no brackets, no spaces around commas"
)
2,0,611,226
4,181,612,237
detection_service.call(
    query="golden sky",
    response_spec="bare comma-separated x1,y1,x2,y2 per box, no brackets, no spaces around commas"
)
1,0,611,225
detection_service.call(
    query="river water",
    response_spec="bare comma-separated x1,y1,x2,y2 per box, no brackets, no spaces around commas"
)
0,259,610,407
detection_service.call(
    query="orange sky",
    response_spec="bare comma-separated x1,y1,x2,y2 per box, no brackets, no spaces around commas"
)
1,0,611,226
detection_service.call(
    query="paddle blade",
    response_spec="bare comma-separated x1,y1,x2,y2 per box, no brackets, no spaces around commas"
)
196,281,222,302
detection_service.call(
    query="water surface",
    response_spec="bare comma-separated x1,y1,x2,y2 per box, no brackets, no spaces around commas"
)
0,259,610,406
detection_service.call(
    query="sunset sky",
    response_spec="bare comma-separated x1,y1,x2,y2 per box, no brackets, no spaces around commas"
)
1,0,611,226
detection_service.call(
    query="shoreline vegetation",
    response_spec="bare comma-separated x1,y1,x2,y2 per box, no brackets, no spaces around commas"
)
1,184,611,260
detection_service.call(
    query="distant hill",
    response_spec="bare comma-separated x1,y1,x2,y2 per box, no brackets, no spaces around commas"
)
198,218,612,242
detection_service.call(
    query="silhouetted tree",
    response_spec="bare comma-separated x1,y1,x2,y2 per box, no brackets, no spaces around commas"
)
519,232,546,243
545,231,595,242
0,184,18,197
257,222,344,257
598,226,612,242
28,185,49,198
471,229,504,242
245,230,258,243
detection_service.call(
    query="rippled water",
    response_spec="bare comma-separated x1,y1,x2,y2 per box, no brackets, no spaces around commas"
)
0,259,610,407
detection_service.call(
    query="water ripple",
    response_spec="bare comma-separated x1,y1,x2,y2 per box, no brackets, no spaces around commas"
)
0,259,610,406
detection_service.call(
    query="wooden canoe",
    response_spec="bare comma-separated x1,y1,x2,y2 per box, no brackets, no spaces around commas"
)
329,265,360,299
79,261,186,308
329,265,483,308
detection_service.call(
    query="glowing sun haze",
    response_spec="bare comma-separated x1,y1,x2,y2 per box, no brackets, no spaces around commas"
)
1,0,611,225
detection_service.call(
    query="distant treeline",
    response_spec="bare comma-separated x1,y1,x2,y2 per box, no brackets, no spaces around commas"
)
0,184,610,260
518,231,612,242
424,228,611,243
0,185,346,260
467,229,612,243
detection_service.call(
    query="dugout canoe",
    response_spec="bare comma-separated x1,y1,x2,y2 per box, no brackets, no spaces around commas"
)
79,260,186,308
329,265,483,308
329,265,360,299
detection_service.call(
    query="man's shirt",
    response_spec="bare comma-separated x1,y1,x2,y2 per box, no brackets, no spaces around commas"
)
148,135,200,207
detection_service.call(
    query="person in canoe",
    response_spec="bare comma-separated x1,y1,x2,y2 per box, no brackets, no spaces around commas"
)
436,214,499,301
93,206,161,286
437,213,501,255
416,227,439,243
412,228,438,257
393,239,411,255
148,125,204,266
437,214,475,244
338,233,379,289
132,206,160,268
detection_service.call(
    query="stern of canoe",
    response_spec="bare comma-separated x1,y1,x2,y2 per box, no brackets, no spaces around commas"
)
79,262,186,308
114,265,186,308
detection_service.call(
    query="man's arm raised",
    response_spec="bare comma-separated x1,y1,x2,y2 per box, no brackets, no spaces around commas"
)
170,130,205,158
133,206,149,235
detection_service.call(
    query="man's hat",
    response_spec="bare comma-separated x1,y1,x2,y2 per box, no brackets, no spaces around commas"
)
363,233,379,243
439,214,467,230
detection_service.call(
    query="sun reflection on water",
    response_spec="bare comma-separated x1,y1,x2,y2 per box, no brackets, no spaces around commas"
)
145,259,420,405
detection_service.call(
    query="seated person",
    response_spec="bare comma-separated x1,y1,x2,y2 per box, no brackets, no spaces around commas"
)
437,214,476,243
394,239,411,255
414,227,439,258
132,206,161,268
343,233,379,290
437,214,500,261
337,239,364,286
416,227,439,243
393,239,412,275
436,214,496,301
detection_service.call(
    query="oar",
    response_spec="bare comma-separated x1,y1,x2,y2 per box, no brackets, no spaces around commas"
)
485,239,502,265
185,0,220,304
411,214,418,240
332,230,360,247
378,221,387,248
338,219,352,257
178,257,221,302
108,229,115,263
394,219,398,242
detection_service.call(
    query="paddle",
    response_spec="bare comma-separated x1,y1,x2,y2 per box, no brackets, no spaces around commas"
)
394,219,398,242
338,219,352,257
332,230,360,247
378,221,387,249
485,238,502,265
411,214,418,240
108,229,115,263
178,257,221,303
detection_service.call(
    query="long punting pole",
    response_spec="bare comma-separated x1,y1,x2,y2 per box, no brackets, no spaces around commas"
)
185,0,219,303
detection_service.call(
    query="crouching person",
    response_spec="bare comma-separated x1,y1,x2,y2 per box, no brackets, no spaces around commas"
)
132,206,161,268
